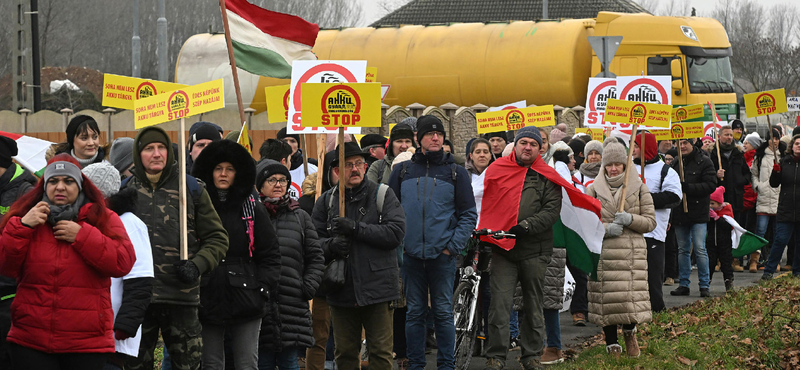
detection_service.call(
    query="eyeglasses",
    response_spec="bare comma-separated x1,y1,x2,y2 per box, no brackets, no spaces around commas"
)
343,161,365,169
266,178,288,186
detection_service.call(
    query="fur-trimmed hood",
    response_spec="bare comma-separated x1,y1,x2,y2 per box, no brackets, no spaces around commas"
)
191,139,257,208
106,187,138,216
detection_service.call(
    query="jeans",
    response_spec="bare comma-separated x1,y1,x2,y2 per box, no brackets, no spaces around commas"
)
764,222,800,275
403,253,457,370
510,310,520,339
258,346,299,370
330,303,394,370
674,223,710,289
756,215,773,238
543,309,561,350
202,318,261,370
162,348,171,370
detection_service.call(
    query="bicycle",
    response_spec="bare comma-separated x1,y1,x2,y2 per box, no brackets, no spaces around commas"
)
453,229,515,370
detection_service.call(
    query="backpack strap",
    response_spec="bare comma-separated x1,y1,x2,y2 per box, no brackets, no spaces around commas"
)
376,160,387,184
451,163,458,181
659,162,670,192
376,184,389,223
400,162,409,182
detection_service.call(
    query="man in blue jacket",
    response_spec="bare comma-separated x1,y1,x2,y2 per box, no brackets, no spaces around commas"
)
389,116,478,370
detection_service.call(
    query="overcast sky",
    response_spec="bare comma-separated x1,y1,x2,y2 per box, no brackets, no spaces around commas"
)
357,0,795,26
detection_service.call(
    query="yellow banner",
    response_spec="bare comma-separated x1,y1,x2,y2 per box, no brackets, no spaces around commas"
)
366,67,378,83
300,83,382,127
238,121,252,154
102,74,186,110
744,88,788,117
604,99,671,128
575,128,603,142
652,121,705,140
476,105,555,134
265,85,290,123
671,104,705,122
134,79,225,129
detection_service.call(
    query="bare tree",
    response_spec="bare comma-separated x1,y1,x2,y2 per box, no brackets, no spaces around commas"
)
633,0,660,13
378,0,412,17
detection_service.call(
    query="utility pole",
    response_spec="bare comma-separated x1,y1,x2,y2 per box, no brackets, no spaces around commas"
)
543,0,548,19
157,0,168,81
13,0,33,112
30,0,41,111
132,0,141,77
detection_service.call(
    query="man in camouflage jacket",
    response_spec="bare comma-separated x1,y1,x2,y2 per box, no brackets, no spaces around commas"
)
124,126,228,370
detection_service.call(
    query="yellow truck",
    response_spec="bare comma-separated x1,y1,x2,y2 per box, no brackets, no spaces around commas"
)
175,11,738,121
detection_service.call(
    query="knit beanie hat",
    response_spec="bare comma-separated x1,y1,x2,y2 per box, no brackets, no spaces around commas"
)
256,159,291,191
277,127,300,144
0,136,18,169
514,126,543,147
744,132,763,149
43,161,83,191
82,162,121,198
568,138,586,157
702,135,715,143
601,142,627,167
551,141,573,156
792,125,800,138
65,115,97,147
190,124,221,150
710,186,725,204
416,115,446,143
483,131,509,143
634,132,658,161
584,140,603,157
138,129,170,152
400,116,418,132
109,137,134,173
549,126,567,143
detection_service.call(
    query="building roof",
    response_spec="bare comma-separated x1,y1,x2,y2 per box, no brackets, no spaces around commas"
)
371,0,650,27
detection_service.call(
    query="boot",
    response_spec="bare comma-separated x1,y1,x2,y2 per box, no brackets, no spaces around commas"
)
540,347,564,365
725,279,734,292
623,327,640,358
715,261,721,272
733,259,744,272
749,252,759,273
606,344,622,359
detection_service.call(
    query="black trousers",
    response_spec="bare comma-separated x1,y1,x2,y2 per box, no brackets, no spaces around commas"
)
645,237,665,312
566,257,588,315
664,227,679,279
10,343,107,370
707,239,734,282
603,324,636,345
0,297,12,370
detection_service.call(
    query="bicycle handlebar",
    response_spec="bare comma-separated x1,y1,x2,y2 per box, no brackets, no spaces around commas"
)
472,228,516,240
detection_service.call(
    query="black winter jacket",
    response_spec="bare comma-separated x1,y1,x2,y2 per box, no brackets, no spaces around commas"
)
671,147,717,225
711,146,751,212
264,202,324,349
0,163,36,294
312,180,406,307
770,154,800,223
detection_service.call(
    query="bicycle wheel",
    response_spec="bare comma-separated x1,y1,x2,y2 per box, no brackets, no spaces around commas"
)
453,281,479,370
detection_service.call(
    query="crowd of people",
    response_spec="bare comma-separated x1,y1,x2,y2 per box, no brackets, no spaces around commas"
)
0,115,797,370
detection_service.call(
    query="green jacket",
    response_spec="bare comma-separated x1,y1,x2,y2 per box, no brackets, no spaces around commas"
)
493,168,562,261
126,127,229,306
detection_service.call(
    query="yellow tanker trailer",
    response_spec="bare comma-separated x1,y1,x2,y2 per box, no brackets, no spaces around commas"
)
175,11,738,120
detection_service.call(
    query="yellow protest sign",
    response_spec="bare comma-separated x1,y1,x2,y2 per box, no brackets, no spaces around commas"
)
575,128,603,142
672,104,705,122
300,83,381,127
604,99,671,128
102,74,186,110
366,67,378,83
265,85,290,123
744,88,788,117
652,121,704,140
476,105,555,134
134,79,225,129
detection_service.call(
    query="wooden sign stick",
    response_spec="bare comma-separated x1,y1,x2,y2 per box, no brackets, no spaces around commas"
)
618,124,639,213
338,128,345,217
178,117,188,260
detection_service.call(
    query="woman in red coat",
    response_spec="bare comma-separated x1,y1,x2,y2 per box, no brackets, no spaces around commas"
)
0,154,135,370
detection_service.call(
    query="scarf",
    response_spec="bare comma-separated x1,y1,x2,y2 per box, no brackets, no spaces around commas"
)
44,192,87,225
71,149,99,168
262,193,292,216
241,194,256,257
719,140,737,153
579,161,601,179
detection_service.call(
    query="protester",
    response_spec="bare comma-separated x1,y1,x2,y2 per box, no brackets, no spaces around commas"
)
568,138,586,169
658,140,674,156
731,119,745,143
54,115,109,168
313,142,406,370
701,136,715,153
367,123,415,184
260,138,308,200
0,154,135,370
187,124,222,164
632,133,682,312
740,132,760,269
586,142,656,358
124,127,229,370
664,146,681,287
388,116,476,370
707,186,735,291
751,130,783,273
109,137,136,180
576,140,602,189
762,134,800,280
442,139,454,154
539,130,554,165
670,138,716,297
277,128,319,198
664,148,677,166
484,131,509,158
465,138,494,180
551,141,577,186
256,158,324,370
360,134,388,167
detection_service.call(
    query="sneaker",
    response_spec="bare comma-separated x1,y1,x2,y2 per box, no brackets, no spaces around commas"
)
520,358,544,370
606,343,622,359
663,277,674,286
509,336,520,351
483,358,504,370
724,279,734,292
670,286,690,296
324,360,337,370
622,328,640,358
540,347,564,365
700,288,710,297
572,312,586,326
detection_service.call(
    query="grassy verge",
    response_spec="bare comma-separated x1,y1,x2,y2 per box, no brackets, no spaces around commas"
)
552,274,800,369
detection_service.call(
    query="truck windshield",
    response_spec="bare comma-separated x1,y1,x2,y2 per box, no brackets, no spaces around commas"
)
687,56,734,94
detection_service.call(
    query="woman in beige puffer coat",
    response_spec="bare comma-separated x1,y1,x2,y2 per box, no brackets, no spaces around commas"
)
585,142,656,359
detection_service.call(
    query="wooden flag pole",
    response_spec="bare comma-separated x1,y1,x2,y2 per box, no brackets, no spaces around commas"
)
618,125,639,213
674,115,688,212
766,115,778,164
338,128,345,217
640,131,646,180
218,0,248,126
708,101,723,181
315,134,327,201
301,134,309,177
178,117,189,260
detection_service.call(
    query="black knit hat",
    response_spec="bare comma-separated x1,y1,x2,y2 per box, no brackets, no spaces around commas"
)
65,115,99,147
255,159,291,191
483,131,509,142
189,124,221,150
416,115,446,143
730,119,744,131
0,136,18,169
277,127,300,144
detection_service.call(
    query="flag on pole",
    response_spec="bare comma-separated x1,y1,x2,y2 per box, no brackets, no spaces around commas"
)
237,121,252,154
0,131,54,174
722,215,769,258
223,0,319,79
474,152,605,278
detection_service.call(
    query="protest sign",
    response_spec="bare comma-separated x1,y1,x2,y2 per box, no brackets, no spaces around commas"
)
652,121,704,140
617,76,672,105
134,79,224,129
575,128,604,141
103,74,186,110
366,67,378,83
476,105,555,134
603,99,671,128
487,100,527,112
672,104,705,122
744,88,788,117
583,78,616,126
788,97,800,112
265,84,290,123
288,60,366,134
301,83,381,127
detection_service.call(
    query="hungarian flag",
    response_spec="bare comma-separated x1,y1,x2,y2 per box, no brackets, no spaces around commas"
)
0,131,53,174
475,152,605,278
722,215,769,258
224,0,319,79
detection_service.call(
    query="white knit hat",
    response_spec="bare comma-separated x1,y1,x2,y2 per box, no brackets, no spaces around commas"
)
82,162,121,199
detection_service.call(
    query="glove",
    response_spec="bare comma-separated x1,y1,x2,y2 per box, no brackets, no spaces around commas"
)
508,224,526,237
174,260,200,284
614,212,633,226
774,163,781,173
605,223,623,238
709,209,719,220
330,217,358,237
115,329,133,341
330,235,351,258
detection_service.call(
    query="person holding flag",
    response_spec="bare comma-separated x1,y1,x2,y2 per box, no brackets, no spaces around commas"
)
762,134,800,280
